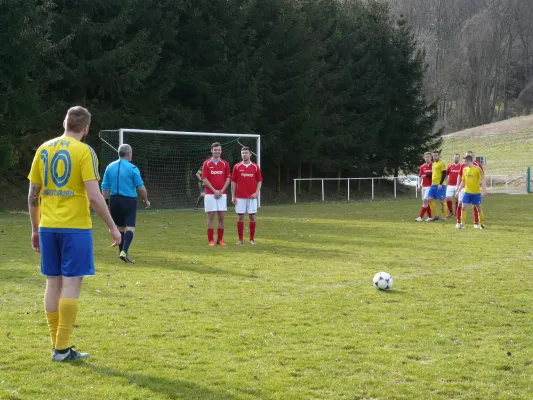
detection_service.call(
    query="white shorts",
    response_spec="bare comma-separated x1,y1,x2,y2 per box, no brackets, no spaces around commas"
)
235,198,258,215
446,185,457,198
421,187,430,200
204,194,227,212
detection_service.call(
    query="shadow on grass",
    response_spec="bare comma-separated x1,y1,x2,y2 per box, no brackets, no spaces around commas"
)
77,363,249,400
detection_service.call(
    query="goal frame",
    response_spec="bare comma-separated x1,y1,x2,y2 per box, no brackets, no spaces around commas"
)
106,128,262,207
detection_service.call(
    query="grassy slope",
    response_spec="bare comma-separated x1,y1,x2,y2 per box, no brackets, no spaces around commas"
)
1,197,532,400
440,115,533,175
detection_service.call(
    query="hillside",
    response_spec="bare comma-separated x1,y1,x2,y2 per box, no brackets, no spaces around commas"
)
440,115,533,175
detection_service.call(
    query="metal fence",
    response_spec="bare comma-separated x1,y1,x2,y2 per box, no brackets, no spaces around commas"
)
293,174,529,203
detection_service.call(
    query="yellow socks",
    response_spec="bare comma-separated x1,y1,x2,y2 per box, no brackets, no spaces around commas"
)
461,209,467,226
478,210,484,225
429,201,438,218
55,298,79,351
441,203,446,217
46,311,59,348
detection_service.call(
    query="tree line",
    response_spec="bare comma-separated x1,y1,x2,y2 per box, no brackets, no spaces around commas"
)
0,0,441,196
390,0,533,131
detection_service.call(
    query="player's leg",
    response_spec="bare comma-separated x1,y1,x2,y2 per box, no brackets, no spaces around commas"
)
417,198,427,221
445,185,455,217
45,277,62,349
439,186,447,220
216,194,227,246
40,230,62,350
249,214,257,244
217,211,226,246
120,198,137,263
235,198,245,244
456,189,464,225
248,199,258,244
460,194,472,228
53,230,94,361
205,194,216,245
473,205,480,227
474,198,484,229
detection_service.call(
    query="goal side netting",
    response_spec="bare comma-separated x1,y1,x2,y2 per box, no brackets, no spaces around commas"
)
98,129,260,209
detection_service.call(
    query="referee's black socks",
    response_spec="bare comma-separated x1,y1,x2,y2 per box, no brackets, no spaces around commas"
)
123,231,134,253
119,231,125,252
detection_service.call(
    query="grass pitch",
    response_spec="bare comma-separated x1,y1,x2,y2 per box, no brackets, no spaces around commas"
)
440,115,533,175
1,196,532,399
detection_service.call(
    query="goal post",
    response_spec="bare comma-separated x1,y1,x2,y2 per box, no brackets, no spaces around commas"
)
98,129,261,209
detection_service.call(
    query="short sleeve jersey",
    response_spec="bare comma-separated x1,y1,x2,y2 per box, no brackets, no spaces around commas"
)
232,162,263,198
28,136,99,229
202,158,231,194
431,160,446,185
418,163,433,187
462,166,483,194
101,159,144,198
446,163,461,186
458,161,484,186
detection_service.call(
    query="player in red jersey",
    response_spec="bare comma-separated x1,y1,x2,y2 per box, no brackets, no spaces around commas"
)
231,147,263,244
455,150,485,228
445,153,461,217
415,152,433,222
202,142,231,246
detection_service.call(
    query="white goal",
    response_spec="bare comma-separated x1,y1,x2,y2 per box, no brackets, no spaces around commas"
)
98,129,261,209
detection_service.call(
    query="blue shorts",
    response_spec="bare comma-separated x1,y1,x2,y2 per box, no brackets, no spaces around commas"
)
39,228,94,277
110,195,137,227
462,193,481,205
428,184,447,199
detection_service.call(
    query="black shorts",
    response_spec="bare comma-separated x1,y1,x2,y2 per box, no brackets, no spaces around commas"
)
110,196,137,227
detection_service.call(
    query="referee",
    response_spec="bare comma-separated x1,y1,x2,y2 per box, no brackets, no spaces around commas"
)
101,144,150,263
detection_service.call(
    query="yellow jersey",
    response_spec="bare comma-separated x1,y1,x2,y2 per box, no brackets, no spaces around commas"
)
462,166,483,194
431,160,446,185
28,136,100,229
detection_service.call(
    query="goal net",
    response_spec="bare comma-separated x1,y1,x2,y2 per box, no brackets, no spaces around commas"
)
98,129,261,209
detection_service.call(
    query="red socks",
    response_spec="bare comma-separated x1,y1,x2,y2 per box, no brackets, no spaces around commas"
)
249,222,256,240
237,222,244,240
217,228,224,242
207,228,214,242
447,200,453,214
473,207,479,224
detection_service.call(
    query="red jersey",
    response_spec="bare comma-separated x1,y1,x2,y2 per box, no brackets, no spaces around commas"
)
232,161,263,198
418,163,432,187
202,158,231,194
446,162,461,186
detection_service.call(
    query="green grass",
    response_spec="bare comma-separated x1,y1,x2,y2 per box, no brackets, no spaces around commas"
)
441,115,533,175
1,196,533,399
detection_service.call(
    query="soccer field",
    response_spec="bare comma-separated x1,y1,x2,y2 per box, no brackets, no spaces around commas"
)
1,196,532,399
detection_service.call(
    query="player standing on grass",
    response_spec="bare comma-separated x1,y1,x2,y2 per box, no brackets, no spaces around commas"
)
445,153,461,217
202,142,231,246
27,106,121,362
101,144,150,263
427,150,447,222
455,150,485,228
415,152,433,222
231,147,263,244
456,154,487,229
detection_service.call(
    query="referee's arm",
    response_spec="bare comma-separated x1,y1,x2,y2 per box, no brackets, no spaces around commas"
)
137,185,150,208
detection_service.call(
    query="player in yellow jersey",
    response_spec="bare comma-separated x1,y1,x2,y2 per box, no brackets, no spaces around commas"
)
456,154,487,229
426,150,447,222
28,106,121,361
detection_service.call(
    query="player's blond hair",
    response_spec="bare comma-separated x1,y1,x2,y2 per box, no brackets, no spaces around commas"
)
211,142,221,149
65,106,91,133
424,152,431,157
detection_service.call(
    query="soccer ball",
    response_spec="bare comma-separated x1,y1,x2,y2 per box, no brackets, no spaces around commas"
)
373,272,393,290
